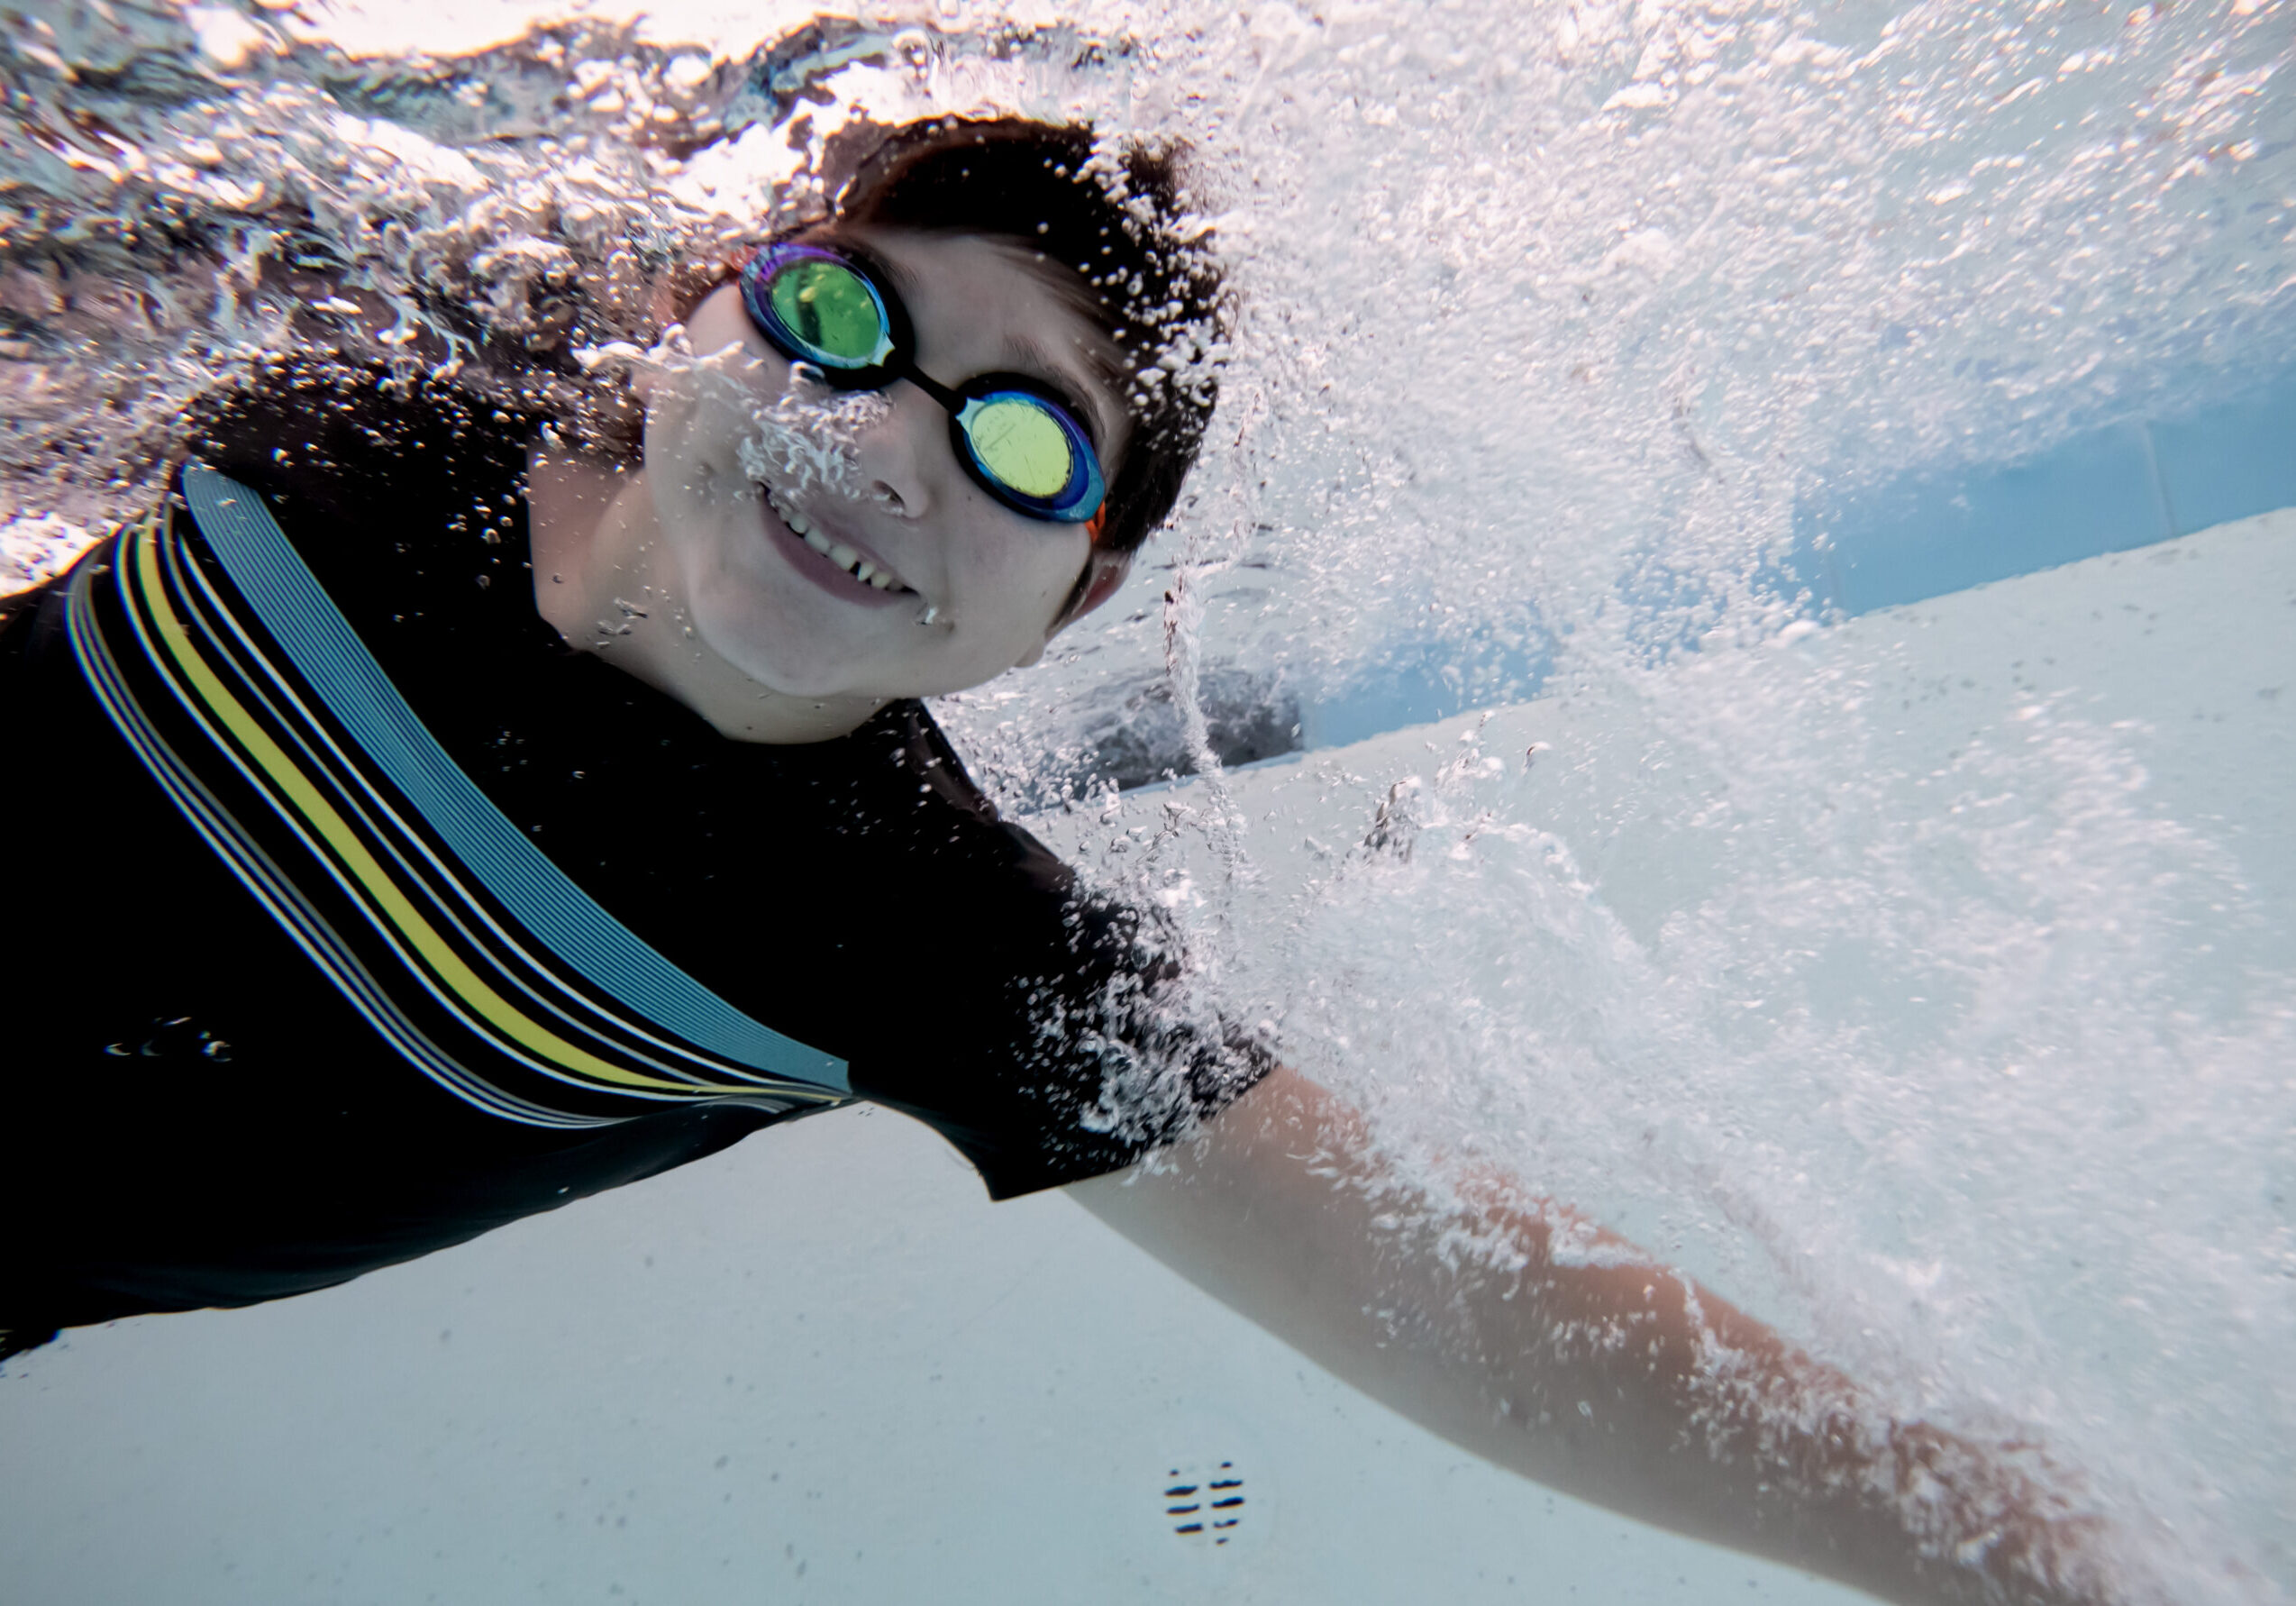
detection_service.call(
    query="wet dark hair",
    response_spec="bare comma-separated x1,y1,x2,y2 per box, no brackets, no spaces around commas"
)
828,118,1224,558
182,118,1223,568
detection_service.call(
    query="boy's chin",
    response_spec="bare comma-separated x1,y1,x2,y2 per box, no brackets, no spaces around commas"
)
723,645,904,707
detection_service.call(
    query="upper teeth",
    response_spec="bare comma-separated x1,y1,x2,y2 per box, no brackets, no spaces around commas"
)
766,489,902,590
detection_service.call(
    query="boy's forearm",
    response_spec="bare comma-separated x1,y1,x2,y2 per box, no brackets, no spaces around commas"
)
1071,1066,2120,1606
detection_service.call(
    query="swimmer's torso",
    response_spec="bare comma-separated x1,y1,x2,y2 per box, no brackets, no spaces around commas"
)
0,363,1257,1335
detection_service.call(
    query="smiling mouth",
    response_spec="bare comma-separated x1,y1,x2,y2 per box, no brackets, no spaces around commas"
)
760,483,914,594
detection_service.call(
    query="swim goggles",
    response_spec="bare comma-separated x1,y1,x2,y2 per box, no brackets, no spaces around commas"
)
739,239,1108,529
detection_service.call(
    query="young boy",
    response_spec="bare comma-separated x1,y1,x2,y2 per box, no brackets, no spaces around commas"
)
0,118,2122,1605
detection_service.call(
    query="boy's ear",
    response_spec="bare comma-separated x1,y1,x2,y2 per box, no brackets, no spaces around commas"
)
1062,546,1134,626
1017,547,1133,667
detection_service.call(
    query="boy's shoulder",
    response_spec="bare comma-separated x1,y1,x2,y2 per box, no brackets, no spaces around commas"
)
175,352,538,534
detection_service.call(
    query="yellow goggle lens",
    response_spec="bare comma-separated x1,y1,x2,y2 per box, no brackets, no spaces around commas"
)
965,397,1073,498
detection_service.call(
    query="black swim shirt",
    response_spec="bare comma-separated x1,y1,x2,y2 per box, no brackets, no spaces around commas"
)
0,359,1262,1335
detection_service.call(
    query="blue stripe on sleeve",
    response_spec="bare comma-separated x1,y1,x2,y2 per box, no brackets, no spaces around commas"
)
180,467,851,1095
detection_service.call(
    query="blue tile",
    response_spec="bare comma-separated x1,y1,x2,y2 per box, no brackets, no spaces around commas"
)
1301,659,1460,750
1302,625,1553,750
2148,374,2296,535
1306,367,2296,750
1796,419,2170,616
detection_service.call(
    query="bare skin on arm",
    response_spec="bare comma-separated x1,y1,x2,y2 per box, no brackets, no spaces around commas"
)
1073,1066,2120,1606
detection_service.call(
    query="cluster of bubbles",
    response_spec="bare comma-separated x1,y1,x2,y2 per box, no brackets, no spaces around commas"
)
955,5,2293,1597
583,331,890,505
3,0,2291,1596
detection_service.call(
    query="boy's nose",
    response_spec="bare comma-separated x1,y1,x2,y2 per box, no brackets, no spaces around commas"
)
852,380,941,522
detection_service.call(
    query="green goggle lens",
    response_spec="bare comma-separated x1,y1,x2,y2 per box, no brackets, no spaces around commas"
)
752,251,894,369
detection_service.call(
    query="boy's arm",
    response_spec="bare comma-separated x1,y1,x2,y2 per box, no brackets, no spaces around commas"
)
1068,1065,2125,1606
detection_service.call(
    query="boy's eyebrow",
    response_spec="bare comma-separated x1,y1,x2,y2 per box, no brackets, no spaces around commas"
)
867,242,925,304
993,329,1126,452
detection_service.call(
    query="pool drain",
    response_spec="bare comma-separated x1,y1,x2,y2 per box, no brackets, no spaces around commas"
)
1162,1459,1245,1545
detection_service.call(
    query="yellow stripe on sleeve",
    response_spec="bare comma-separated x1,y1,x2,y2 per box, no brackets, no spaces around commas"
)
126,522,700,1096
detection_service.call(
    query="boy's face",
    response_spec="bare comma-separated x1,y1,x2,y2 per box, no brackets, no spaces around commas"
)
638,225,1132,704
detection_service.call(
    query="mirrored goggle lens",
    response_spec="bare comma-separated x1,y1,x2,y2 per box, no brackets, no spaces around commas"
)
956,390,1107,523
968,397,1074,497
749,251,895,370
